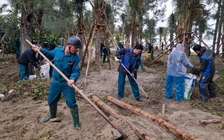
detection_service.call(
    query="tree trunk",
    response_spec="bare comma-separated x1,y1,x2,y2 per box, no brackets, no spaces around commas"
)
20,1,35,75
212,0,221,52
20,2,33,54
92,95,154,140
139,21,143,44
104,27,111,70
184,13,192,56
95,29,101,73
216,0,224,55
131,12,136,47
107,96,200,140
78,32,84,61
122,22,125,42
199,32,202,46
177,19,184,43
222,24,224,59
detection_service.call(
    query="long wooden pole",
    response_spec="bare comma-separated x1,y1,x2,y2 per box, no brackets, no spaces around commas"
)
92,95,154,140
25,39,127,139
120,63,149,99
191,32,209,48
85,28,96,79
156,33,183,57
81,25,95,69
147,39,183,67
107,96,201,140
107,26,120,49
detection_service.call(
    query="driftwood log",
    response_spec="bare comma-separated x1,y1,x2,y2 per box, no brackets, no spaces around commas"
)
92,95,155,140
107,96,201,140
199,119,223,124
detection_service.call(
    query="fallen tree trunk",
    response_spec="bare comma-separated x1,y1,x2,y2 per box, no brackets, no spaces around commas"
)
92,95,155,140
107,96,201,140
199,119,223,124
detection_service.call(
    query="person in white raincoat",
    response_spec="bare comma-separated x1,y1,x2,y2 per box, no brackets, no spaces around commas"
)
165,43,194,101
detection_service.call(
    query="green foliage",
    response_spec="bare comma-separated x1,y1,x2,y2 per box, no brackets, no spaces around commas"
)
115,34,121,43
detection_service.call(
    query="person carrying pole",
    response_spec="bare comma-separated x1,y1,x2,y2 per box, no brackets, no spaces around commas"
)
32,36,82,130
115,44,143,101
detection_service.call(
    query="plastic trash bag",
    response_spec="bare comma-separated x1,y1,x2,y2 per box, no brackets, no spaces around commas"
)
184,73,196,100
40,62,50,79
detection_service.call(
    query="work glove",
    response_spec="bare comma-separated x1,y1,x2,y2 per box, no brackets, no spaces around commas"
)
191,67,200,75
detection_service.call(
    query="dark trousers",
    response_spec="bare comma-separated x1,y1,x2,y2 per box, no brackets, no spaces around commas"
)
199,75,216,100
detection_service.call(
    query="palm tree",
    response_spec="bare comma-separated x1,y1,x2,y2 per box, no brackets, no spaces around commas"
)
144,18,156,44
128,0,144,47
212,0,222,52
120,13,126,42
158,27,164,49
173,0,203,55
168,13,177,43
93,0,107,73
215,0,224,55
73,0,89,60
194,9,209,46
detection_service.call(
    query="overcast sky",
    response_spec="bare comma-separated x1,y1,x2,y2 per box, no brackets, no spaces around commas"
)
0,0,8,7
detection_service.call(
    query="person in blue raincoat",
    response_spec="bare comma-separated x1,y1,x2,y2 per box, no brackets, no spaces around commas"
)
165,43,194,101
115,44,143,101
32,36,82,130
192,44,216,101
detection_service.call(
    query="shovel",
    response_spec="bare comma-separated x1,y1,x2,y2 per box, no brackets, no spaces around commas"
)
26,39,128,139
120,63,149,99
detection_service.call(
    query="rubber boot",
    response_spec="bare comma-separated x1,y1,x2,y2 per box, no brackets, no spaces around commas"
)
42,105,57,122
70,106,82,130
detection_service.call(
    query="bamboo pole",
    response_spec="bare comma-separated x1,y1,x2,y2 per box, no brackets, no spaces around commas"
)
92,95,154,140
107,96,201,140
191,32,209,48
85,28,96,80
26,39,128,139
156,33,183,57
81,25,95,69
107,26,119,49
147,39,183,67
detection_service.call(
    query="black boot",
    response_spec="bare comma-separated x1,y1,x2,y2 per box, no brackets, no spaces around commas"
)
43,105,57,122
208,82,216,98
70,106,81,130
